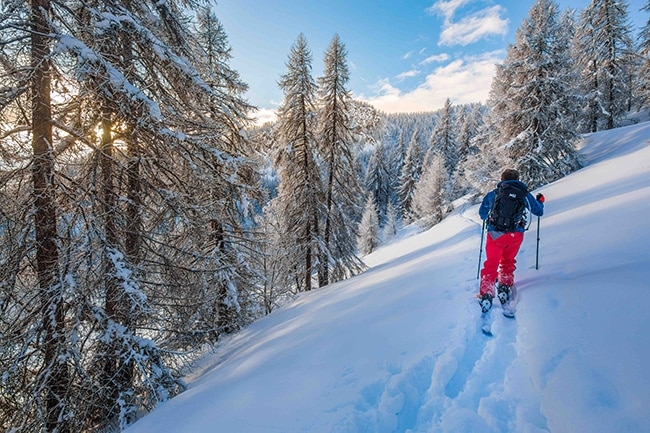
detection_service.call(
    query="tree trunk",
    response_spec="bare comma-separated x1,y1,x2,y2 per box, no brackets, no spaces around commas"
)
30,1,69,431
213,221,230,332
590,60,599,133
99,110,122,425
320,159,334,287
125,137,142,267
320,126,337,287
99,109,134,427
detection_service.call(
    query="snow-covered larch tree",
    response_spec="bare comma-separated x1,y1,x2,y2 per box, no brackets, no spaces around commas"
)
191,5,260,338
274,33,323,292
574,0,634,131
487,0,582,188
0,1,257,431
316,34,365,285
28,1,71,431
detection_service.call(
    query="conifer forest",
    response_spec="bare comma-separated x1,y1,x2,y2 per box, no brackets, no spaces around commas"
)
1,0,649,431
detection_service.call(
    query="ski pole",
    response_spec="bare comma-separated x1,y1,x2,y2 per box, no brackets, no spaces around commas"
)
535,215,541,270
477,219,486,279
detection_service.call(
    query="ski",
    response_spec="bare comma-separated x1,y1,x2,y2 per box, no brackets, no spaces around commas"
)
501,285,518,319
477,293,495,336
480,308,494,336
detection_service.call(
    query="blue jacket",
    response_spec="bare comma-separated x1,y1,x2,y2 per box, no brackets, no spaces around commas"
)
479,180,544,232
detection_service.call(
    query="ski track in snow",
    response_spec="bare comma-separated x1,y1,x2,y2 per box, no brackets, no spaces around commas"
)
331,296,547,433
325,207,547,433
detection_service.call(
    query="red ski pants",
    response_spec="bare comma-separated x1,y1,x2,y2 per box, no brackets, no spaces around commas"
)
480,231,524,296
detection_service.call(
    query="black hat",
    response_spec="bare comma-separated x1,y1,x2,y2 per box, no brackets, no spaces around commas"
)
501,169,519,181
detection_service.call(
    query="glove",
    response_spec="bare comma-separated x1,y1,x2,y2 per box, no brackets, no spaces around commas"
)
536,193,545,203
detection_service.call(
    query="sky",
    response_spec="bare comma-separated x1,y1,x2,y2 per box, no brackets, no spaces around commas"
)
214,0,648,124
124,113,650,432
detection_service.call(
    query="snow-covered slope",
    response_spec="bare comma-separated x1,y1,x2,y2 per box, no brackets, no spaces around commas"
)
126,120,650,433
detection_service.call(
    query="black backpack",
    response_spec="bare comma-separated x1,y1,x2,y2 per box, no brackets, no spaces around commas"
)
488,182,528,232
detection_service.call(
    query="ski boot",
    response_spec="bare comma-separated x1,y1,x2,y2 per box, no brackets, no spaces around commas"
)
478,293,493,313
497,284,512,305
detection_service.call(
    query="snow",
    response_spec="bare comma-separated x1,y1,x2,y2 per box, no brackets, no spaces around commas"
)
55,34,163,121
125,118,650,432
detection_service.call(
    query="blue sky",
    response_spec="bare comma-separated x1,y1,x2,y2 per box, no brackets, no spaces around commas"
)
215,0,647,123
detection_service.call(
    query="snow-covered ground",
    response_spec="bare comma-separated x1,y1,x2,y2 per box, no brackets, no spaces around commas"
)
126,118,650,433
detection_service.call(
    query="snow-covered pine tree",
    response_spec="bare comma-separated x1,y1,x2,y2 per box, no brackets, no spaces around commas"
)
394,130,408,167
460,114,511,197
411,151,450,229
456,104,486,164
316,34,365,285
428,98,463,200
398,129,423,221
453,103,486,198
428,98,458,174
383,200,399,240
638,1,650,108
387,129,407,221
574,0,635,131
364,141,392,225
487,0,582,188
274,33,323,292
357,195,381,255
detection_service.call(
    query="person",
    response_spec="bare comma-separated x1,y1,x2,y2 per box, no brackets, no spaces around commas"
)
478,169,544,312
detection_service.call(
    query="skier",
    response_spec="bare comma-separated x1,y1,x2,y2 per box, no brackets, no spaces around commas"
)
478,169,544,312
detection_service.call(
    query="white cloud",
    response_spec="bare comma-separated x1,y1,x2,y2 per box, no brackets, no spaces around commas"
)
439,6,508,46
427,1,509,46
427,0,472,19
361,50,504,114
420,53,450,64
396,69,421,80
